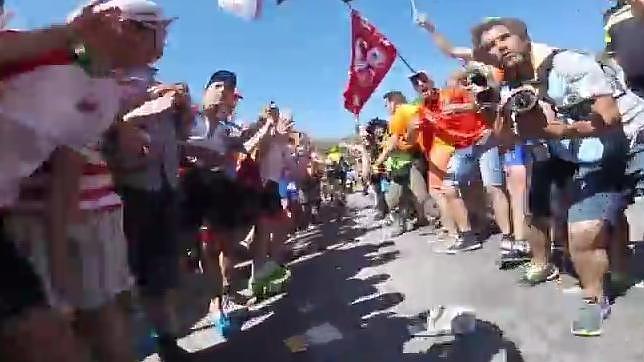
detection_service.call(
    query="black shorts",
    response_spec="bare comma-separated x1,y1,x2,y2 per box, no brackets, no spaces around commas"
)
0,214,46,322
180,167,259,232
121,186,180,297
529,157,576,218
260,180,283,217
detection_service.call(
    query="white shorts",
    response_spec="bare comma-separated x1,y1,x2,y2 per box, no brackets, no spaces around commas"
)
5,207,133,311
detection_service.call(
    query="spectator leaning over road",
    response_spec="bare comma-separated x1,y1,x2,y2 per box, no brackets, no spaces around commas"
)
106,73,193,362
0,0,174,360
472,17,628,336
416,15,529,258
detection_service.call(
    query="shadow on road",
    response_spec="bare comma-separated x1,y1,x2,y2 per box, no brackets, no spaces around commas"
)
173,197,524,362
415,320,524,362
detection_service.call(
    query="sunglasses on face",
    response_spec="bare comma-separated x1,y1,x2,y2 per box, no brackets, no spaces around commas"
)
123,18,170,32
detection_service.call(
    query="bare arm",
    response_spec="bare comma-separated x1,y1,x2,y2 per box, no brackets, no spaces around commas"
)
46,147,83,296
416,16,473,63
0,26,74,66
513,97,620,140
242,119,273,153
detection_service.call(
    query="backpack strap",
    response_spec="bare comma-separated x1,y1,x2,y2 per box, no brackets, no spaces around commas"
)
534,48,565,106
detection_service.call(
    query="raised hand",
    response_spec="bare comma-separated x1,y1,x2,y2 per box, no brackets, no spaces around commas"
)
415,13,435,33
276,114,294,135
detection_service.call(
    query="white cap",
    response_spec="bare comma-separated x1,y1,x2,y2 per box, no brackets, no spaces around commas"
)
68,0,173,23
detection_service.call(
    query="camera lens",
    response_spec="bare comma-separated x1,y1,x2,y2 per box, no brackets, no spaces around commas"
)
510,89,538,114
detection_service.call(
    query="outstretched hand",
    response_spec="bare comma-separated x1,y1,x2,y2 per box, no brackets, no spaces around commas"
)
276,114,294,135
415,13,435,32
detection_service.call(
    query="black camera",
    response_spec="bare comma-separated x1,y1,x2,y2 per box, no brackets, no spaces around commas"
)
559,99,594,121
508,88,539,114
467,69,488,88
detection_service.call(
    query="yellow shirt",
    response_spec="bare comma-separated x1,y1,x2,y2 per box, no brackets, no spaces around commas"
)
389,104,421,153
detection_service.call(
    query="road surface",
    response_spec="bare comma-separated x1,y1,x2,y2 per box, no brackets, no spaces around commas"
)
145,193,644,362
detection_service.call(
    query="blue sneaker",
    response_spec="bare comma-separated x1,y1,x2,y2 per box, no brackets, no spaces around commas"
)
135,329,158,359
213,312,236,338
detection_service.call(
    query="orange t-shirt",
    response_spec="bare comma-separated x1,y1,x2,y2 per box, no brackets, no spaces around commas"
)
433,87,486,149
388,104,433,154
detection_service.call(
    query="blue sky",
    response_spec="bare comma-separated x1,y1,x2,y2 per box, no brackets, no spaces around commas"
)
10,0,610,138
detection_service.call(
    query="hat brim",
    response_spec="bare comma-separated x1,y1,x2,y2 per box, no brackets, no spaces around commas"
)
127,15,177,23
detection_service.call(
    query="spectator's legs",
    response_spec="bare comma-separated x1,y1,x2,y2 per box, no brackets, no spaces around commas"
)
480,147,511,236
410,158,429,225
506,164,528,241
569,220,609,301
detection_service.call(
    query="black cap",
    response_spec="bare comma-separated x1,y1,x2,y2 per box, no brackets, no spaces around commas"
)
383,90,405,101
205,70,236,90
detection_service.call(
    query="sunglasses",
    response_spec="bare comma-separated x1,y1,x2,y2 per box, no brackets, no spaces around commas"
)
123,18,171,31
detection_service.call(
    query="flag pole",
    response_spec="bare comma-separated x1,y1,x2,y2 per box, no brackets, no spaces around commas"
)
397,54,416,74
354,114,360,135
338,0,416,74
409,0,418,19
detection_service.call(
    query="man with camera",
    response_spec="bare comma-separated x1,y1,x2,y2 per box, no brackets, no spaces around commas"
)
472,17,628,336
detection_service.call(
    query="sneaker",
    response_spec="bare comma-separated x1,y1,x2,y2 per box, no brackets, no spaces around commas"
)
518,263,559,286
221,293,248,319
389,211,406,237
571,297,611,337
438,233,482,255
249,261,280,298
499,234,514,252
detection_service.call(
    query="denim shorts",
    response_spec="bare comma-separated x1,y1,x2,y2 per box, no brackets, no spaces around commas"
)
447,143,504,188
568,162,626,225
503,144,528,167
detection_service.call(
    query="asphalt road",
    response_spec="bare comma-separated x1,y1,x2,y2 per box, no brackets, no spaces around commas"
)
144,193,644,362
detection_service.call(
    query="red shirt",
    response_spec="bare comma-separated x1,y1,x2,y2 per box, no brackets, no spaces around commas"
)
433,87,486,149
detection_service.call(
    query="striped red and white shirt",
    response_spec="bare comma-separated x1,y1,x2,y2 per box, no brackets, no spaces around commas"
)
0,30,120,208
12,145,122,214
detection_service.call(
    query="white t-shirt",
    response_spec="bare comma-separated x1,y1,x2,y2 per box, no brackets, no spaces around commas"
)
259,138,290,183
0,65,120,207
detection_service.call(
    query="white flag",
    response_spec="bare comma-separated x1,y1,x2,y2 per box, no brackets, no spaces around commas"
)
218,0,262,21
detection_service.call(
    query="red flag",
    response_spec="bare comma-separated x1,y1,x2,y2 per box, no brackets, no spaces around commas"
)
343,10,397,115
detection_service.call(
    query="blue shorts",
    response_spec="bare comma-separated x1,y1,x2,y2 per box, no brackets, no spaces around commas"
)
504,144,528,166
568,162,626,225
447,140,504,188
